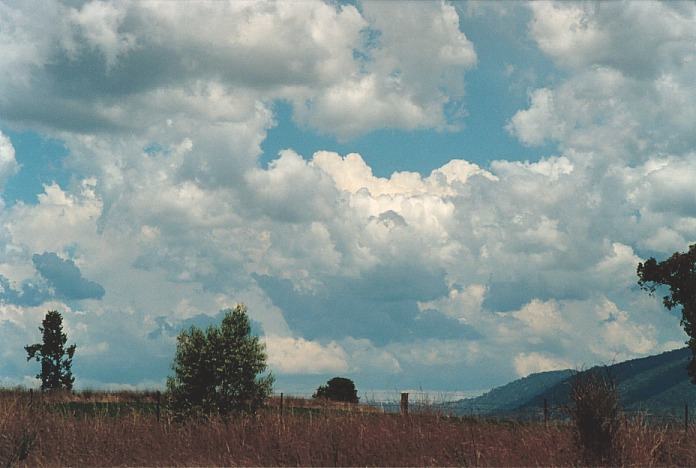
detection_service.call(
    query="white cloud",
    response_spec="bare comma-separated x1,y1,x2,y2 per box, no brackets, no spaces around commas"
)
1,0,695,392
593,243,642,291
7,181,102,255
0,0,475,140
418,284,486,323
591,299,657,361
265,336,348,375
295,1,477,138
0,131,19,188
341,337,402,374
0,137,689,388
514,352,571,377
511,1,696,160
69,1,136,69
507,88,563,146
529,2,696,78
513,299,566,335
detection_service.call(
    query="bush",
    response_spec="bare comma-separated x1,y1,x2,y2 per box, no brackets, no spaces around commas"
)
567,368,621,465
313,377,359,403
166,304,274,416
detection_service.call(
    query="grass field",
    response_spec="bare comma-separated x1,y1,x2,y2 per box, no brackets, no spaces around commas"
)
0,388,694,466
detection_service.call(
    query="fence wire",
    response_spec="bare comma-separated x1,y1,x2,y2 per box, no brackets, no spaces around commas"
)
10,388,696,428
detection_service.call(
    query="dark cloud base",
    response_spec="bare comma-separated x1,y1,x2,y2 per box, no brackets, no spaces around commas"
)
32,252,105,301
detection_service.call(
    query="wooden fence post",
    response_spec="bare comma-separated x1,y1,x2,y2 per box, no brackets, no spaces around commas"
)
544,398,549,426
685,403,689,433
400,392,409,415
29,388,33,407
280,392,284,418
156,391,161,422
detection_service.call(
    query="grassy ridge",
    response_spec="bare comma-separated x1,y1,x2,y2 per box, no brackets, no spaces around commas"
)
446,347,696,416
521,347,696,412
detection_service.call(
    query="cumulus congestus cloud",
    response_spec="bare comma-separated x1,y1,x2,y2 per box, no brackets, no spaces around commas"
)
0,0,693,392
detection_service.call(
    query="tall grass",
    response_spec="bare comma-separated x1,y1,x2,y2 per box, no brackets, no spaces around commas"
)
0,389,693,466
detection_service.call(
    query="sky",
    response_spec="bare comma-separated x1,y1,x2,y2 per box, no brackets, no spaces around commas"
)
0,0,695,396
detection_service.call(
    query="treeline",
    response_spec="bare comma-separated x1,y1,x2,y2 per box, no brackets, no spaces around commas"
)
22,305,360,417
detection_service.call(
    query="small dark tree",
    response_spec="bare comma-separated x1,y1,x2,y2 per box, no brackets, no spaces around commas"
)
637,244,696,382
568,368,621,465
313,377,359,403
25,310,76,390
167,304,274,416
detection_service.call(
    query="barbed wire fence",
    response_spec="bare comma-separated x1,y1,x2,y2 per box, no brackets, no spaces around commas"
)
9,388,696,431
356,391,696,430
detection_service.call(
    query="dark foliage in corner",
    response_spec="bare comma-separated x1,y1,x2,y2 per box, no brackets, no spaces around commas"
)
638,243,696,383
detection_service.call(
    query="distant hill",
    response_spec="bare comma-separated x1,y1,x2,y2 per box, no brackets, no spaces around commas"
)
441,368,573,415
444,347,696,416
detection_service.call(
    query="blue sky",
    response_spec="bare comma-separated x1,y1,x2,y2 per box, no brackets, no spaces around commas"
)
0,0,695,395
2,130,71,205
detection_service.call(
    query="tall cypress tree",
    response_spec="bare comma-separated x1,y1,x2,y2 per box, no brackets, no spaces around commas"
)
25,310,77,390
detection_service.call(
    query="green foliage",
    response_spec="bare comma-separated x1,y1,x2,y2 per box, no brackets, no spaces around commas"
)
166,304,274,416
637,244,696,382
25,310,76,391
313,377,359,403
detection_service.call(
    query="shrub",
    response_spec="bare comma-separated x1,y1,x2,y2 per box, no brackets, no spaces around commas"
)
166,304,274,416
313,377,359,403
567,367,621,465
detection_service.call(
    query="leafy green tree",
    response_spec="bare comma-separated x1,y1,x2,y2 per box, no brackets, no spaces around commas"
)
25,310,76,390
313,377,359,403
167,304,274,416
637,243,696,382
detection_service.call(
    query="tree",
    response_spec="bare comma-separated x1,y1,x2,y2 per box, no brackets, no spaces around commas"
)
25,310,76,391
313,377,359,403
166,304,274,416
637,243,696,382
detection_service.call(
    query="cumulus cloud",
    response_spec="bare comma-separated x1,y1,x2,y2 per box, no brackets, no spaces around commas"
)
0,135,691,389
0,0,475,140
1,137,691,387
0,131,19,188
295,1,477,137
32,252,105,300
0,0,695,392
528,2,696,78
510,1,696,159
0,275,50,307
264,336,349,375
514,352,571,377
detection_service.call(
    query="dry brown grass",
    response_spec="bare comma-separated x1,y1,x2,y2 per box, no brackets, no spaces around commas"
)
0,389,693,466
266,394,383,414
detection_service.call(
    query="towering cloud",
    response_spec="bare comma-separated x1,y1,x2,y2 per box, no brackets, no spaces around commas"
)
0,1,693,391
